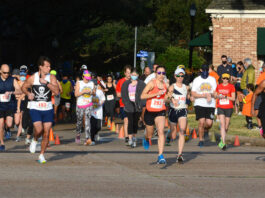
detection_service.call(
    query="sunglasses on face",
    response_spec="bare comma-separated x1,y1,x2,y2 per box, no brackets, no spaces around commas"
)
222,78,229,80
2,72,9,74
157,71,166,75
176,75,184,78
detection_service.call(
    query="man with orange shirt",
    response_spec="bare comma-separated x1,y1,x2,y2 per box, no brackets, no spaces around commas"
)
209,65,219,84
116,65,131,143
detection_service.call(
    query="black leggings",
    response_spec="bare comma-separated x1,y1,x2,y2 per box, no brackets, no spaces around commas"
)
90,116,102,141
126,112,141,135
22,109,33,136
104,100,115,120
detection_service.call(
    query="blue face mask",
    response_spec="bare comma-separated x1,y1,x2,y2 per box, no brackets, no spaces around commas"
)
232,64,236,68
201,70,209,79
259,67,263,72
62,79,68,84
20,76,26,81
131,75,138,81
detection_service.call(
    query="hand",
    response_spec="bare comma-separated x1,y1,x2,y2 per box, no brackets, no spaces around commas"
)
39,78,48,84
27,93,35,101
206,93,212,103
4,91,11,97
172,99,179,107
157,90,165,96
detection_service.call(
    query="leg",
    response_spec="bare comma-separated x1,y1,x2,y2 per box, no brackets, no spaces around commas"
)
155,116,165,155
198,118,206,141
90,116,96,141
0,118,5,145
76,107,84,136
33,122,44,140
219,114,226,143
178,117,187,155
132,112,141,138
84,107,92,140
169,123,177,140
123,117,128,138
40,122,52,154
126,112,134,141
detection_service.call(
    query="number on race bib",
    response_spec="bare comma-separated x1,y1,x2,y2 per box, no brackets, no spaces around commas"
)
150,99,163,109
219,99,229,105
38,102,47,109
107,95,114,101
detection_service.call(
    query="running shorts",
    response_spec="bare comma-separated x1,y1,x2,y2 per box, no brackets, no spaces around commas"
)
217,108,233,118
168,108,187,124
194,106,215,121
144,110,166,126
29,109,54,123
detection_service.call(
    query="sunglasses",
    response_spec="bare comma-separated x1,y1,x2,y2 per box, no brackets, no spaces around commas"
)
157,71,166,75
222,77,229,80
176,75,184,78
2,72,9,74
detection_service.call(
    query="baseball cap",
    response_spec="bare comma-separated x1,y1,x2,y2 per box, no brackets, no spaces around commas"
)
20,65,27,71
174,68,185,75
177,65,185,70
201,64,209,71
81,65,87,70
12,69,20,76
222,73,230,78
83,70,91,80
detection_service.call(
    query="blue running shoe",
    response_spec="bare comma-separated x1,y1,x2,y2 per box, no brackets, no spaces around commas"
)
198,141,204,148
157,154,166,164
0,144,5,151
5,131,11,140
142,138,150,150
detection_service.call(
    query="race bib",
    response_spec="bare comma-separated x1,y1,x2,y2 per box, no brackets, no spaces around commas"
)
150,99,163,109
65,102,71,108
37,102,48,109
129,92,135,101
82,98,91,104
0,94,11,102
174,96,186,105
219,99,229,105
107,94,114,101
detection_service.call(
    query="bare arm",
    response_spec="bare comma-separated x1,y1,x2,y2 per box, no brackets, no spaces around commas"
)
251,80,265,115
191,91,207,99
141,81,162,100
47,75,59,96
58,81,63,94
13,79,22,95
21,75,35,100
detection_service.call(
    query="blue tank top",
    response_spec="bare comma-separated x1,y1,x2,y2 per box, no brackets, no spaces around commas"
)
0,76,15,111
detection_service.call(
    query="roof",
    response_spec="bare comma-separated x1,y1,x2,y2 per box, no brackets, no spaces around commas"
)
189,32,212,47
207,0,265,10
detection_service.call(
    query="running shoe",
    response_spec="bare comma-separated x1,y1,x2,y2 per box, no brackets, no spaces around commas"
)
90,141,96,146
176,154,184,164
125,137,129,143
25,138,31,145
0,145,5,151
157,154,166,164
29,140,38,153
218,140,226,150
198,141,204,147
75,135,81,144
15,136,20,142
38,154,47,164
222,144,227,151
131,138,137,148
260,128,264,137
95,134,100,142
165,136,171,146
142,138,150,150
128,139,133,147
5,130,11,140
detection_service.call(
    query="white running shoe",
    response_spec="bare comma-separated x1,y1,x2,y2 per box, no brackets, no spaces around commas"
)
95,134,100,142
38,154,46,164
29,140,38,153
128,139,133,146
25,138,31,145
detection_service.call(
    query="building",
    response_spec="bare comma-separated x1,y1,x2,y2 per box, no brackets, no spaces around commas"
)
206,0,265,71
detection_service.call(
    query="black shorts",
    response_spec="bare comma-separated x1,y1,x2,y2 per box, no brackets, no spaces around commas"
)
254,95,262,110
60,98,71,108
0,109,14,119
144,110,166,126
168,108,187,124
194,106,215,121
217,108,233,117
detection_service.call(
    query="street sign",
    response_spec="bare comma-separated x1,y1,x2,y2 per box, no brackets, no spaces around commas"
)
140,50,148,54
136,53,148,57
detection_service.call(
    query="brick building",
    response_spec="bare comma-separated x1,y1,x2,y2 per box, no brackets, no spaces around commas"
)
206,0,265,72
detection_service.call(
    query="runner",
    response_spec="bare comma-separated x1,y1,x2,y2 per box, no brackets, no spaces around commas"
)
75,70,95,145
60,74,73,121
22,56,59,163
50,70,62,122
215,73,235,150
104,74,116,122
91,85,106,145
141,65,168,164
0,64,22,151
116,65,132,143
166,67,188,163
121,69,145,148
191,64,217,147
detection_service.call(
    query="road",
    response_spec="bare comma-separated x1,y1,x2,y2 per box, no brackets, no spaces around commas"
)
0,124,264,198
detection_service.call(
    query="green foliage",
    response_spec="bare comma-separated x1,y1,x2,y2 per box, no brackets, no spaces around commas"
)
156,46,205,76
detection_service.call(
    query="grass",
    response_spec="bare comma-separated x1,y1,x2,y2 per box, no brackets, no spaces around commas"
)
186,113,260,138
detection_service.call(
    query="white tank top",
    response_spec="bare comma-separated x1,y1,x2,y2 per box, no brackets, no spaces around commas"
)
76,80,94,108
29,72,53,111
170,84,187,109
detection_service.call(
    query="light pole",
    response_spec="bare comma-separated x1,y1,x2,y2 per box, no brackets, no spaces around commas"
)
134,26,137,68
188,4,196,69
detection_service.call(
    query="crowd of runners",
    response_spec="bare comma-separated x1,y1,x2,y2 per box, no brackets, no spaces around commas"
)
0,55,265,164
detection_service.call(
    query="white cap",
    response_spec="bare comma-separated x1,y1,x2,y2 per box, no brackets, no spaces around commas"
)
174,68,185,75
81,65,87,70
20,65,27,71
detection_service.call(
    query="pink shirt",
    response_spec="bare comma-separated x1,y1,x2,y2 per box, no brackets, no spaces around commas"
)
128,82,137,102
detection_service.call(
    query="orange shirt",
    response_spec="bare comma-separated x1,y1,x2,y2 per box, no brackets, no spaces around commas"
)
242,92,253,117
116,77,126,107
209,71,219,84
256,72,265,85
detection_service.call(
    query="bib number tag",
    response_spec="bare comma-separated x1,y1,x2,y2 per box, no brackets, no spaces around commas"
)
107,94,114,101
37,102,48,109
65,102,71,108
0,94,11,102
150,99,163,109
220,99,229,105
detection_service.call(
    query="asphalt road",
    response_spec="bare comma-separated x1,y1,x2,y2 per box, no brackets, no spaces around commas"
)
0,124,264,198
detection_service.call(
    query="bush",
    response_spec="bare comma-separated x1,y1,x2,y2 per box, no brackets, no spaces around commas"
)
156,46,205,76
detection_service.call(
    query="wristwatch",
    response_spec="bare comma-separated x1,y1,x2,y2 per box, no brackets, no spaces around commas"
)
46,81,50,85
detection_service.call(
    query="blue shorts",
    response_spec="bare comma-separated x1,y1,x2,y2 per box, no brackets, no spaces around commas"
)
168,108,187,124
120,107,128,120
30,109,54,123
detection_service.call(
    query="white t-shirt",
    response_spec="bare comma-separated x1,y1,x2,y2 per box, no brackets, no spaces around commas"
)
76,80,94,107
191,76,217,108
144,73,168,84
170,84,187,109
91,89,105,120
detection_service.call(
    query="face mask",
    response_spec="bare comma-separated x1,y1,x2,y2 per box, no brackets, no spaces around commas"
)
20,76,26,81
232,64,236,68
131,75,138,81
222,61,227,65
259,67,263,72
62,79,68,83
201,70,209,79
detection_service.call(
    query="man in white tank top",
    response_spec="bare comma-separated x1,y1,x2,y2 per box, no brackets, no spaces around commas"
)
22,56,59,164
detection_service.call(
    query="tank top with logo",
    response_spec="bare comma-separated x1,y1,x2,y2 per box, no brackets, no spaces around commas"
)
170,84,187,110
29,72,52,111
77,80,94,108
146,80,167,112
